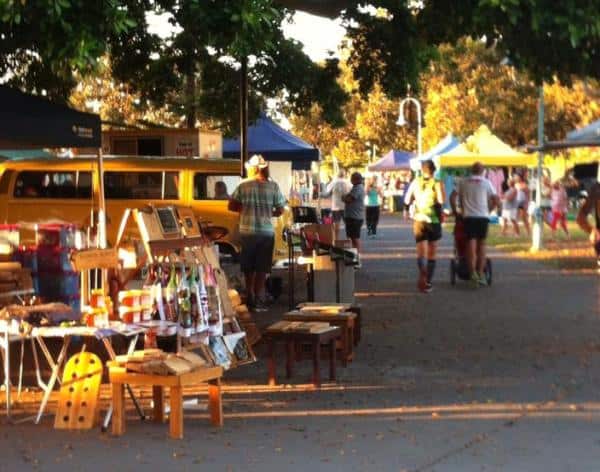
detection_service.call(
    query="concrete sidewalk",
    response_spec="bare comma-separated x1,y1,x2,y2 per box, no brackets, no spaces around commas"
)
2,214,599,471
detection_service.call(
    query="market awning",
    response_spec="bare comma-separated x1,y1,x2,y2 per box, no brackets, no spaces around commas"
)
566,119,600,143
439,125,536,167
368,149,414,171
222,113,319,170
0,86,101,149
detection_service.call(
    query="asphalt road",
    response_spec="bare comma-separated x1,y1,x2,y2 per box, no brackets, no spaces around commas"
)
2,214,599,471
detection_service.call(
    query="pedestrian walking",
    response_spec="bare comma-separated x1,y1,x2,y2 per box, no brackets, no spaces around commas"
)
404,160,445,293
550,180,569,239
322,169,351,241
514,173,531,236
228,155,286,311
500,178,519,236
365,175,383,238
343,172,365,261
576,181,600,269
450,162,499,287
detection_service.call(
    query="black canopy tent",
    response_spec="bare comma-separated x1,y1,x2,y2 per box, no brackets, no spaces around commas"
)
0,86,106,246
0,86,101,149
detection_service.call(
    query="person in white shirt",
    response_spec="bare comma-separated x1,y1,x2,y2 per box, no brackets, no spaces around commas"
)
450,162,499,287
322,169,351,240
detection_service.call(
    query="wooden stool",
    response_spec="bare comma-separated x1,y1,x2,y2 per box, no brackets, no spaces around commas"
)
108,363,224,439
264,326,340,388
283,311,356,366
297,304,361,346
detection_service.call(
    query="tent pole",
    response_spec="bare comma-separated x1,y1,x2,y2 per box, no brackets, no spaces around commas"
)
240,56,249,177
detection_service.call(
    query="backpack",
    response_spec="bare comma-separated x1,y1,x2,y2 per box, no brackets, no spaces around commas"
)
414,177,438,221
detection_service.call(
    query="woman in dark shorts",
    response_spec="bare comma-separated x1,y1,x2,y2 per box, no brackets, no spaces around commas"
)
343,172,366,257
404,160,445,293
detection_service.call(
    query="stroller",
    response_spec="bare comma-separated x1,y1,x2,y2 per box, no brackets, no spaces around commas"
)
450,216,492,286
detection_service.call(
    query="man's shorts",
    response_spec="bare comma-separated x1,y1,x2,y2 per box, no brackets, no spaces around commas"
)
332,210,344,223
413,221,442,243
464,217,489,240
240,234,275,274
344,218,363,239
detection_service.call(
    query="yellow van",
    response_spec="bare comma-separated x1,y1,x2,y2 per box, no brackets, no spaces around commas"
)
0,156,287,259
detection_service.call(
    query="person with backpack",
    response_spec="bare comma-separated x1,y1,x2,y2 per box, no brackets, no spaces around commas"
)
404,160,445,293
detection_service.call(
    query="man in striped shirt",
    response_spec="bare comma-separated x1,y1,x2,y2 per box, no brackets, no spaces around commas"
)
229,155,286,311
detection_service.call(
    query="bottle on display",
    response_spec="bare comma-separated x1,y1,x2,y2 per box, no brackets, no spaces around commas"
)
197,265,210,331
153,265,166,320
189,265,201,332
205,266,222,336
143,265,160,320
177,263,193,337
164,264,178,322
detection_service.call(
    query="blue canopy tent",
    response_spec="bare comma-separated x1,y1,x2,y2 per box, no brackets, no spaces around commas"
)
410,133,461,170
567,119,600,143
368,149,414,171
223,113,320,170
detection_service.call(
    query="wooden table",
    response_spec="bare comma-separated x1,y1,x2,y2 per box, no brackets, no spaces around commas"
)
297,304,362,345
283,311,356,366
108,363,224,439
263,326,340,388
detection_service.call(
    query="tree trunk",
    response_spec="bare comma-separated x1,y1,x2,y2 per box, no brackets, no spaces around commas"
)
185,69,196,129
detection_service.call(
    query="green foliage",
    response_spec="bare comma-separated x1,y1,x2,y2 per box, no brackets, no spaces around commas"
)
289,61,416,169
421,38,600,149
342,0,600,99
0,0,147,101
291,38,600,171
109,0,347,132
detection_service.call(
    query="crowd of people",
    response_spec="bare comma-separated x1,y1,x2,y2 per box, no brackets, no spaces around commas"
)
227,154,599,311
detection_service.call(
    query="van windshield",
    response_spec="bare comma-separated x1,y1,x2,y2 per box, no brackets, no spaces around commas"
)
104,171,179,199
14,171,92,198
194,173,241,200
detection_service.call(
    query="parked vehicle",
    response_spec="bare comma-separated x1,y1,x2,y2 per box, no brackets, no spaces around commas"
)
0,156,287,260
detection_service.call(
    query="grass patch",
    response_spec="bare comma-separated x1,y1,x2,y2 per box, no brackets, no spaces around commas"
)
444,219,596,272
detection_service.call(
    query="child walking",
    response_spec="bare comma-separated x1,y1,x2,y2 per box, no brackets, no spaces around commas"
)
550,181,569,239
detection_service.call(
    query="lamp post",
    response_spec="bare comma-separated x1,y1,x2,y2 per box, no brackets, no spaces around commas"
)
397,96,422,160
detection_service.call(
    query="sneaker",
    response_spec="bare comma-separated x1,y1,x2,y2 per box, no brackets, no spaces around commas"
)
253,298,269,312
424,282,433,293
470,272,480,289
477,273,488,287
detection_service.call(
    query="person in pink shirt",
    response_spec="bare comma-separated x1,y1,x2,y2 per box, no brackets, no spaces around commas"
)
550,181,569,238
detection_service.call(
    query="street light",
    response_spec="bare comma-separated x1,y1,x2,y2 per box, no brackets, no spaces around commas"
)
396,96,422,160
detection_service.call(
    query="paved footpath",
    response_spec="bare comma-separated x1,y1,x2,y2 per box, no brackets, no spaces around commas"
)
2,214,599,471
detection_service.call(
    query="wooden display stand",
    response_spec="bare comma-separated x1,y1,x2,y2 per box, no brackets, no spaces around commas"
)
283,310,356,366
263,323,340,388
108,363,223,439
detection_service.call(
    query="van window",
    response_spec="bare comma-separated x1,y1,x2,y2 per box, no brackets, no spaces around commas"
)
14,171,92,199
104,171,179,200
0,170,14,194
193,173,241,200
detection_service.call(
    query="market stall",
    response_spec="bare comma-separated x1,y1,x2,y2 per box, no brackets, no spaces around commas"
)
0,87,257,435
368,149,414,172
435,126,537,208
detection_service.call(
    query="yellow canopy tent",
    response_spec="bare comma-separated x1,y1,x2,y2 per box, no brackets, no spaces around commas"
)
439,125,536,168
